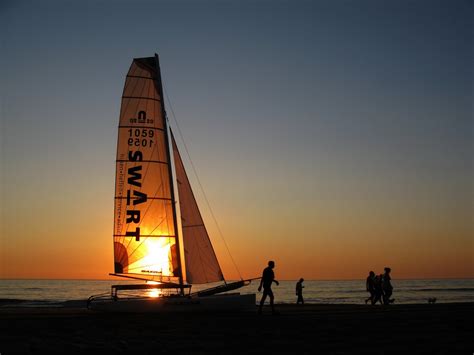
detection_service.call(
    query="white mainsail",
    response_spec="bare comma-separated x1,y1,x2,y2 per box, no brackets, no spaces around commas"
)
113,55,224,286
113,57,180,280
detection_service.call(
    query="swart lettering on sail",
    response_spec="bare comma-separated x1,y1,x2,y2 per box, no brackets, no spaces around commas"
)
125,150,147,241
116,109,156,241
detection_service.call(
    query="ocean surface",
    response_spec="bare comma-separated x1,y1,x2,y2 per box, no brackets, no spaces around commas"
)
0,279,472,306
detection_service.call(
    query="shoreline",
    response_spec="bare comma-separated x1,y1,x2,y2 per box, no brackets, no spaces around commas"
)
0,303,472,354
0,297,474,310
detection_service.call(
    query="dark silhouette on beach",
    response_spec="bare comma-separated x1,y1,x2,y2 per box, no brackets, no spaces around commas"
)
258,260,279,314
365,271,376,304
296,278,304,305
382,267,394,305
372,274,384,305
365,267,395,305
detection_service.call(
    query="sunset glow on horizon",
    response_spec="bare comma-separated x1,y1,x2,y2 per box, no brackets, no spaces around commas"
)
1,0,472,281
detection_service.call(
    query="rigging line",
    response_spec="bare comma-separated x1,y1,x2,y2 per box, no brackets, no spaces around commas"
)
124,184,172,260
163,87,243,280
148,215,168,236
135,183,165,229
124,235,151,261
125,232,169,261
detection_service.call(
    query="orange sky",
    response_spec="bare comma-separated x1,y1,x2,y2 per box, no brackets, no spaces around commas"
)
1,179,472,280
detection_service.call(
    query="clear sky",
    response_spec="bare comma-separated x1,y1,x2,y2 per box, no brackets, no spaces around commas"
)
1,0,472,280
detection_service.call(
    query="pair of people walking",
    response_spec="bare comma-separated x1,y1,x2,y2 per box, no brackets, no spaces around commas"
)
257,260,305,314
365,267,394,305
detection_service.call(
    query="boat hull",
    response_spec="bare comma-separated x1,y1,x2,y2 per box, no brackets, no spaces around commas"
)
88,293,256,313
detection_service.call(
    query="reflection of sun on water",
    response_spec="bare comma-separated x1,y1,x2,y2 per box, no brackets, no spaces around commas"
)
146,280,162,298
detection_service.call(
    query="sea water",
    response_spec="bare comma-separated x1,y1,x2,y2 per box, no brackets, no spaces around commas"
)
0,279,472,305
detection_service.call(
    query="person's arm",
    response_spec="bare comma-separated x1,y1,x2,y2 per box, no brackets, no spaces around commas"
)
258,276,263,291
273,279,279,286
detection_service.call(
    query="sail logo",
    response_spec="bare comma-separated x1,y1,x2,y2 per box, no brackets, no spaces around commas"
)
125,150,147,241
129,110,154,124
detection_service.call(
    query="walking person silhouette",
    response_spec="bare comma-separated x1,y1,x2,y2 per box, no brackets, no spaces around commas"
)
365,271,376,304
382,267,395,305
296,278,305,305
372,274,384,305
258,260,279,314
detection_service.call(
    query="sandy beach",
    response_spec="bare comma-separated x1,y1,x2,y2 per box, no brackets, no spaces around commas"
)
0,302,472,354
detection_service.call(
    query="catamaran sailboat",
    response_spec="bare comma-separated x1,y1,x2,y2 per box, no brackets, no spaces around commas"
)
88,54,255,312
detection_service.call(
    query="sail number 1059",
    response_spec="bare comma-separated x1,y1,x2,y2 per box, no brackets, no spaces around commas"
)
127,128,154,147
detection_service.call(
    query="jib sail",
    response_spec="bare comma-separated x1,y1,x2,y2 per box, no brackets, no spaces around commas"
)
171,131,224,284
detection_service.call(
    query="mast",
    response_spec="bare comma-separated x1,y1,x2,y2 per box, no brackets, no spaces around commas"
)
154,53,185,294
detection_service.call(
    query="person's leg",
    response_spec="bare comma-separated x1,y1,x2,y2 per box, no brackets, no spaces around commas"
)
258,291,267,313
268,289,276,313
372,293,380,305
